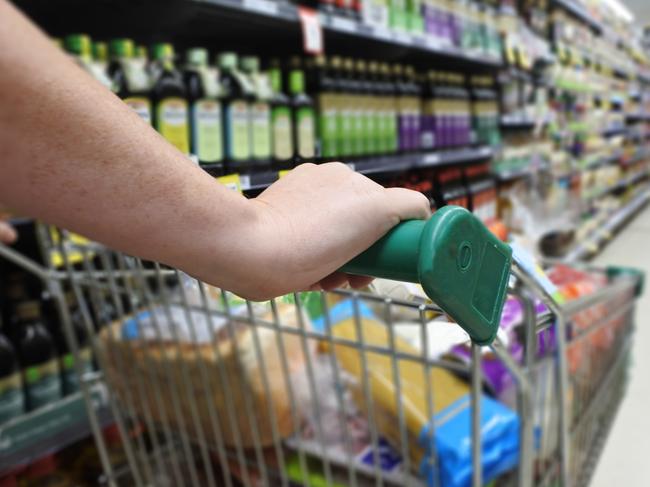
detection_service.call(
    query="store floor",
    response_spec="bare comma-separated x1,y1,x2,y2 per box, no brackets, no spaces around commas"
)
591,206,650,486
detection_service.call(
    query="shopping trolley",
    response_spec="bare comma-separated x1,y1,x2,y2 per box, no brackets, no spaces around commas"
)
0,206,642,487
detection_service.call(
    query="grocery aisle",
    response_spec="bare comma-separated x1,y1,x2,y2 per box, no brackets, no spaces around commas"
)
591,206,650,486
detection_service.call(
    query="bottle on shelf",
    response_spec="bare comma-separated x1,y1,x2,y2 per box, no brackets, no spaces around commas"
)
366,61,383,156
289,64,317,165
379,62,399,155
56,292,93,396
268,60,294,170
218,52,254,172
343,58,364,158
92,41,109,74
331,56,353,159
150,43,191,156
14,301,62,411
0,329,24,424
108,38,152,125
241,56,273,168
311,56,337,162
184,47,224,171
64,34,113,90
421,70,437,151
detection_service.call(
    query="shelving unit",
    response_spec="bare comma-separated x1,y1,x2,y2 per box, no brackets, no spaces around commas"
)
0,379,112,474
566,186,650,261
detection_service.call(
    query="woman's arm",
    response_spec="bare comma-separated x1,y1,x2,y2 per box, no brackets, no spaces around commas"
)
0,0,430,299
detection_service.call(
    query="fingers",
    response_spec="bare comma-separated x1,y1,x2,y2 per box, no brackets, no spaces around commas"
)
383,187,431,221
0,221,17,244
348,275,374,289
313,272,374,292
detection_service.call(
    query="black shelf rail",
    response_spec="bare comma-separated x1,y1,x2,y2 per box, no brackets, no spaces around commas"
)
203,146,494,192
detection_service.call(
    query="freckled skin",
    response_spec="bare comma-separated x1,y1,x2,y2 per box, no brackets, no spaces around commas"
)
0,0,430,299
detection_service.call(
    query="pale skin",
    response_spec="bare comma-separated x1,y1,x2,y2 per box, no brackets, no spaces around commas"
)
0,0,430,299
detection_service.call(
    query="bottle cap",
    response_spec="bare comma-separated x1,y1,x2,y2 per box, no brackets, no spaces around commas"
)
135,45,148,60
289,69,305,94
92,41,108,62
240,55,260,73
187,47,208,66
109,38,134,59
217,52,238,70
64,34,92,58
152,43,175,61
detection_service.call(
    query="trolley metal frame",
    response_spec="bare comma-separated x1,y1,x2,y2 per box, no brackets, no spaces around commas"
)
0,224,640,487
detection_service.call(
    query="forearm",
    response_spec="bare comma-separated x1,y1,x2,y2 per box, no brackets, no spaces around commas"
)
0,1,261,292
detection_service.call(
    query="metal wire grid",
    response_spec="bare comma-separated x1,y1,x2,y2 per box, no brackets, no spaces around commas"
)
0,225,640,487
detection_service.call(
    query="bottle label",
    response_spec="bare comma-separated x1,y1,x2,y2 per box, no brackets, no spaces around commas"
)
297,107,316,159
226,101,251,161
156,97,190,154
353,109,365,155
24,359,62,410
61,348,94,395
197,67,221,98
251,102,271,159
124,97,152,125
123,59,150,93
319,108,338,158
192,99,223,163
339,107,354,156
0,373,24,423
272,106,293,161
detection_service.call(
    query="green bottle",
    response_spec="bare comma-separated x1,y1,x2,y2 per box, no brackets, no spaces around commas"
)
150,43,191,155
184,48,224,169
289,68,316,165
218,52,254,170
241,56,272,167
64,34,113,90
108,38,152,124
269,62,294,170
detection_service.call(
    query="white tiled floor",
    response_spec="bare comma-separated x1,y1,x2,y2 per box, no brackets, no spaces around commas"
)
590,207,650,486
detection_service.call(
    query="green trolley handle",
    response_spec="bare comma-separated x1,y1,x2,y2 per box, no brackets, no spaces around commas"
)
340,206,512,345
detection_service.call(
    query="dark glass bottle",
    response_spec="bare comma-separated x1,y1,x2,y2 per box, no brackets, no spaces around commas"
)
108,38,152,125
14,302,62,411
56,292,93,395
184,47,224,171
218,52,254,171
289,68,316,165
241,56,272,168
268,61,294,170
0,330,24,423
150,43,190,155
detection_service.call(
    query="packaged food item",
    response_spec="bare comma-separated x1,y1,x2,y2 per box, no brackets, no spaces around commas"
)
316,300,520,486
100,301,313,447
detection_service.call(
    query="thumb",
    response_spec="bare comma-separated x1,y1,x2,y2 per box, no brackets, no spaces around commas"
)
0,221,17,245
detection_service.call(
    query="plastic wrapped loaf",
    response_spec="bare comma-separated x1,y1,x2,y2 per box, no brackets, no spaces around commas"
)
98,301,313,448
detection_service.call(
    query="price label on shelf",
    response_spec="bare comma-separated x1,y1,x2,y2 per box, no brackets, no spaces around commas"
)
346,162,356,171
330,15,356,33
298,7,324,55
424,36,441,50
278,169,292,179
422,153,440,165
242,0,278,16
393,30,412,45
371,26,392,41
217,174,243,194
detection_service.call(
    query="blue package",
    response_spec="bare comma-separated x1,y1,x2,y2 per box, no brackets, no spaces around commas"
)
121,311,152,340
311,298,375,333
418,394,520,487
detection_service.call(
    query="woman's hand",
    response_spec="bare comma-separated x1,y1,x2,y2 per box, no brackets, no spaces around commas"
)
237,162,431,300
0,220,17,245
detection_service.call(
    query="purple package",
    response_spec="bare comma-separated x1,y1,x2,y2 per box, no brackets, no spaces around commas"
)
420,114,436,149
411,112,421,151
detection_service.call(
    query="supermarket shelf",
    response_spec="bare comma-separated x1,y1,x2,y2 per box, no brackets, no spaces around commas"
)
602,126,628,138
552,0,602,32
585,170,649,203
199,0,502,67
626,112,650,123
566,186,650,261
0,380,112,474
208,146,494,192
500,114,538,129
